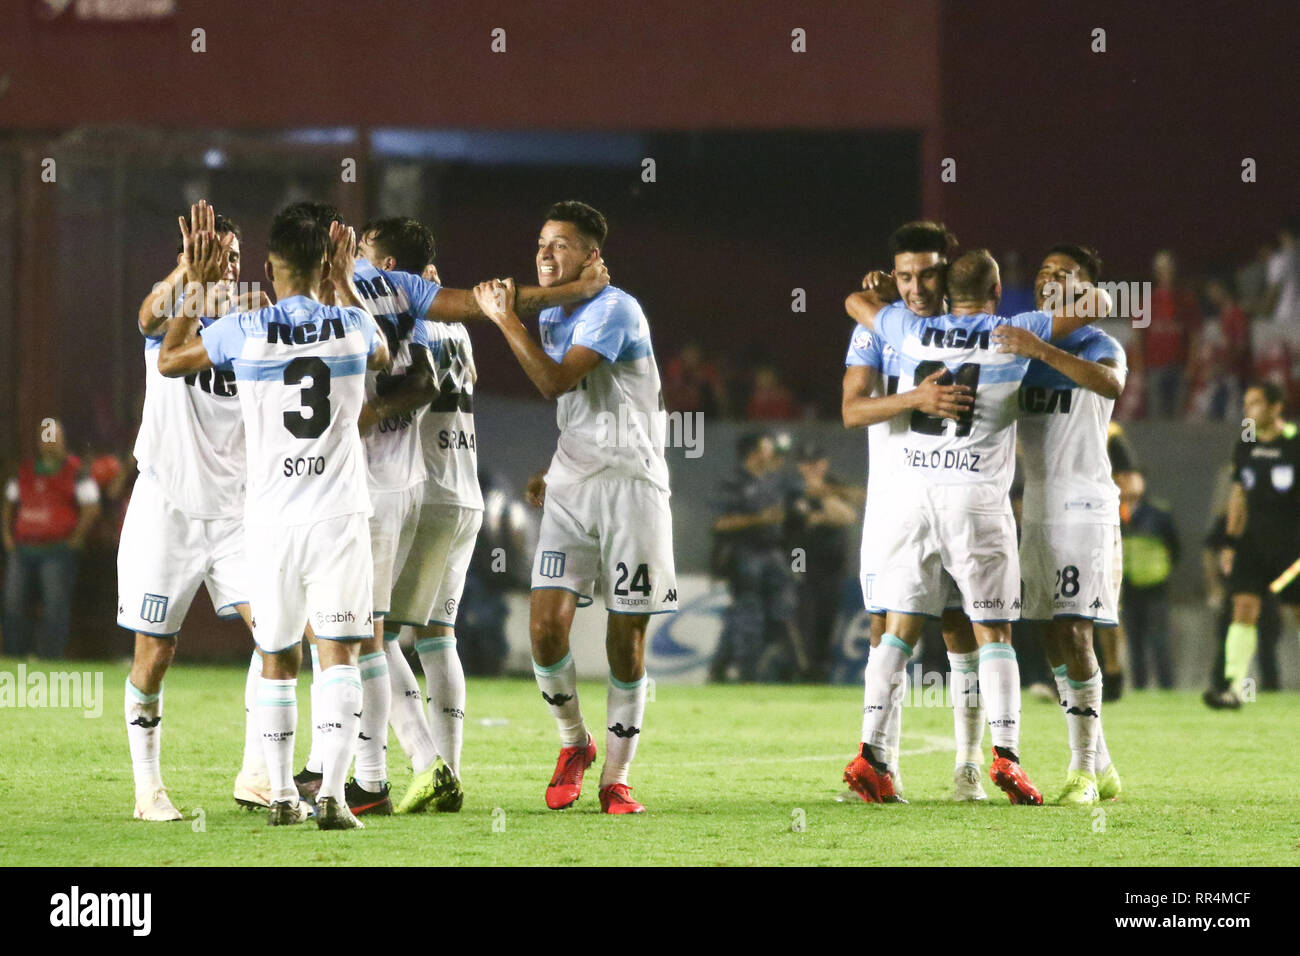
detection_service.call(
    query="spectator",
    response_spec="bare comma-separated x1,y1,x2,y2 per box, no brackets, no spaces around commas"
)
662,342,729,418
1119,470,1180,689
1206,275,1251,386
1263,215,1300,336
1141,250,1201,418
710,432,801,682
785,441,857,680
3,419,101,659
745,366,800,421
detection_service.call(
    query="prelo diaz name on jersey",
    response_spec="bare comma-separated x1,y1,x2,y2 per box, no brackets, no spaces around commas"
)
902,447,981,472
594,405,703,459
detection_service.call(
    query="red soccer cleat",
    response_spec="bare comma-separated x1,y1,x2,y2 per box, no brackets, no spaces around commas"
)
989,751,1044,805
545,735,597,809
843,752,903,804
599,783,645,814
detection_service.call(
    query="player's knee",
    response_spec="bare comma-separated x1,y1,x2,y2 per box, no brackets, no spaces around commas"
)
136,634,176,671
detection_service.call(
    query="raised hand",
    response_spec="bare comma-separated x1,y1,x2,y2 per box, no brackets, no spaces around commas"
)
992,324,1048,360
863,269,899,302
328,220,357,283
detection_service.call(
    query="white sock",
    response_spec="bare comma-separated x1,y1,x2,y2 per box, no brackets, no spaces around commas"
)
125,679,163,792
316,664,363,803
600,672,647,787
533,651,587,748
355,651,391,790
948,649,984,767
385,634,440,774
979,643,1022,754
1057,665,1112,772
416,632,466,776
860,636,911,755
305,644,323,774
239,651,267,776
883,672,904,774
1065,670,1102,774
257,676,297,804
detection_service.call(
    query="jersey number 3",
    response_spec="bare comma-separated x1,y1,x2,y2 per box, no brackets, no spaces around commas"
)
283,357,332,439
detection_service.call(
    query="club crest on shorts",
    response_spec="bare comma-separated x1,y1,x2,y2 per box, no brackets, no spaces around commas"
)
140,593,169,625
539,550,566,578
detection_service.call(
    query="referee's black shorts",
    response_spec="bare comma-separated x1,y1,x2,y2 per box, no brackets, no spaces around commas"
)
1229,538,1300,603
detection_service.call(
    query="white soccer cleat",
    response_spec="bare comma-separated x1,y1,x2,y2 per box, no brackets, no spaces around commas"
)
133,786,183,822
953,763,989,802
233,771,273,809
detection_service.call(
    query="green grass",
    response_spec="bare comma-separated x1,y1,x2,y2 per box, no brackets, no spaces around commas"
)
2,659,1298,866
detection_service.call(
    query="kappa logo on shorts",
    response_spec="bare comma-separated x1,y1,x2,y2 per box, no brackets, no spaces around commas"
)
140,593,169,625
539,550,567,579
1090,596,1103,609
664,588,678,603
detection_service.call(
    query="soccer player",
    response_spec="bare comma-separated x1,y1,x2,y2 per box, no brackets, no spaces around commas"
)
1205,382,1300,709
840,221,990,802
473,200,677,814
841,249,1110,805
158,210,390,830
120,201,270,822
995,244,1125,804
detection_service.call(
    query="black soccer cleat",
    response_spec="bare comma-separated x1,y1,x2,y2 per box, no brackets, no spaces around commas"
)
1202,688,1242,710
345,779,393,816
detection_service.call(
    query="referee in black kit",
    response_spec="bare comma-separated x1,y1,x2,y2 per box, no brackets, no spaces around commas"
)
1206,382,1300,709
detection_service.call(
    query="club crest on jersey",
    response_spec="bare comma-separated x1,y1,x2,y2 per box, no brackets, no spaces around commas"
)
1272,464,1294,491
266,317,346,345
920,326,990,350
539,550,566,578
140,593,169,625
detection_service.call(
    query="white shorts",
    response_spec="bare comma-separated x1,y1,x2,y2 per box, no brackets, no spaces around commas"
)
874,486,1020,622
532,477,678,615
388,502,483,627
369,485,423,614
246,512,374,654
116,472,247,637
1020,521,1121,626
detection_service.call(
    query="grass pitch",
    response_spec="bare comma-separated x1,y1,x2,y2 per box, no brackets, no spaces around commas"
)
2,659,1297,866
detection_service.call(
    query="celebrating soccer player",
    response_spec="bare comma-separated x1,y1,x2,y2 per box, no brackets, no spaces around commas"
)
840,221,992,802
997,244,1126,804
473,201,677,814
158,208,390,830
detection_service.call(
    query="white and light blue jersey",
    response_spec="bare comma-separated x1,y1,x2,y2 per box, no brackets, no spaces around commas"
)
421,320,483,510
538,286,670,492
873,304,1054,499
353,259,439,493
134,314,246,519
1018,325,1126,525
201,295,381,526
845,323,906,500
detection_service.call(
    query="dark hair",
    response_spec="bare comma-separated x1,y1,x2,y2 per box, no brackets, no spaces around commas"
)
361,217,436,275
280,200,342,231
268,211,329,276
946,249,1000,302
737,431,769,459
889,220,956,259
1045,243,1103,282
175,213,241,254
545,200,608,248
1247,381,1285,407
